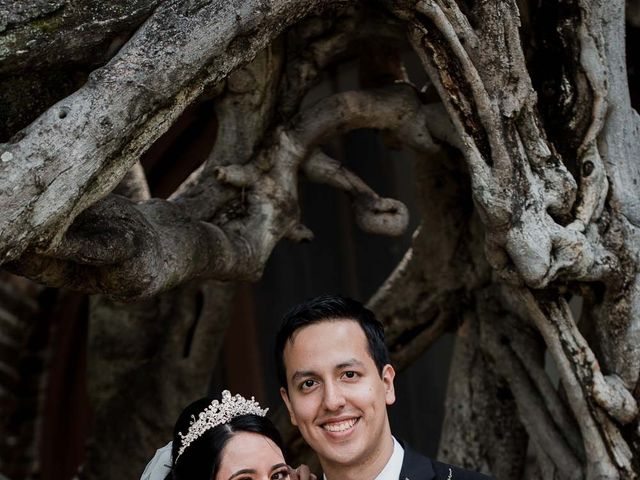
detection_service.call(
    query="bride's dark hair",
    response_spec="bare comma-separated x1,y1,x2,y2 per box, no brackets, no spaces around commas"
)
167,396,285,480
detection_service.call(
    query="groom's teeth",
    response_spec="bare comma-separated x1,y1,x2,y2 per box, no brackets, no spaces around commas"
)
323,418,357,432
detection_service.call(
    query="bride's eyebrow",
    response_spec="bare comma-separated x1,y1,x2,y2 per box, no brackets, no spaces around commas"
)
271,463,288,470
229,468,256,479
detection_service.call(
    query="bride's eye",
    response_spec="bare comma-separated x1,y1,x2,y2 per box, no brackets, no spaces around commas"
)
271,469,289,480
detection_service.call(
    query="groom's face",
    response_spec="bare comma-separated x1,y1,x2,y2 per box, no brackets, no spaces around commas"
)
280,319,395,472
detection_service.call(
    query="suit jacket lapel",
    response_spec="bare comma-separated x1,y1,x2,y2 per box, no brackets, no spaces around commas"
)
398,440,436,480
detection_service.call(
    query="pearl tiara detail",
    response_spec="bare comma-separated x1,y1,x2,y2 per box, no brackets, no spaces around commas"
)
176,390,269,460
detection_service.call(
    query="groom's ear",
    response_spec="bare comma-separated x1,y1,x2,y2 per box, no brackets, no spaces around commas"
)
280,387,298,426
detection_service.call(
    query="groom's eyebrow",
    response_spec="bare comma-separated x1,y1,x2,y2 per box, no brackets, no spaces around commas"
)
230,469,256,479
336,359,364,369
290,359,364,383
291,369,316,383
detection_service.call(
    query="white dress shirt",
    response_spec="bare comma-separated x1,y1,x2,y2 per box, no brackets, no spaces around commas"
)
323,436,404,480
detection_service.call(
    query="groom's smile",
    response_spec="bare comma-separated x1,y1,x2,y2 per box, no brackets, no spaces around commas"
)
280,319,396,476
321,416,359,433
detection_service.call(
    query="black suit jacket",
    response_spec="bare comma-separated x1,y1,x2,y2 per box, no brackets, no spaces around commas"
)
399,441,494,480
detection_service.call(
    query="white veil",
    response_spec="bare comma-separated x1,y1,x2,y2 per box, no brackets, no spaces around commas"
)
140,442,173,480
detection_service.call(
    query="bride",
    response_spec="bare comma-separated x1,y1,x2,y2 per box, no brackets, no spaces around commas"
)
141,390,315,480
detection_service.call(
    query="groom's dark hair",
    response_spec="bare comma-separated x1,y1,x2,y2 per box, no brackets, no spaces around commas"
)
274,294,390,390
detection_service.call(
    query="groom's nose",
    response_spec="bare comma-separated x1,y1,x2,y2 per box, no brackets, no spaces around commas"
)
322,381,346,411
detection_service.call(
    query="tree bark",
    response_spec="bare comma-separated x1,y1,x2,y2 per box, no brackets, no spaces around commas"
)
0,272,48,478
1,0,639,479
438,305,529,479
82,280,235,480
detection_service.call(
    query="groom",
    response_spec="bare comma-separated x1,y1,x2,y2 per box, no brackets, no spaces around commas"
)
275,294,494,480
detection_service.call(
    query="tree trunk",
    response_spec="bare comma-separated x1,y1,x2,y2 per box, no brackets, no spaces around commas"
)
82,281,235,480
1,0,639,479
0,273,48,478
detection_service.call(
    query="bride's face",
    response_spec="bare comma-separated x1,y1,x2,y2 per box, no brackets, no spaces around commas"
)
215,431,289,480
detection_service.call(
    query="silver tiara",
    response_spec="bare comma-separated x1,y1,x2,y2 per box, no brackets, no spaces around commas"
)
176,390,269,460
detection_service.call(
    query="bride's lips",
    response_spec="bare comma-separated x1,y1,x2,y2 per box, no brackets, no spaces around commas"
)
320,417,360,436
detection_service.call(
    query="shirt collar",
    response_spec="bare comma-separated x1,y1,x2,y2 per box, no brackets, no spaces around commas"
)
375,436,405,480
322,436,404,480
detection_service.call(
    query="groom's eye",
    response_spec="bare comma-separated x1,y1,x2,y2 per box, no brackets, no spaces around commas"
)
301,379,316,390
343,371,357,379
